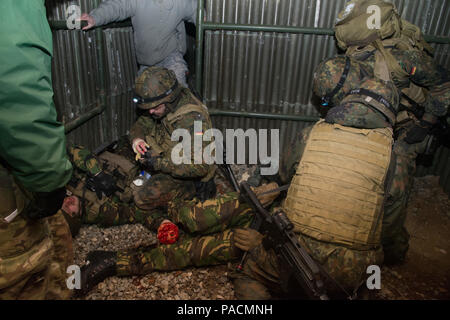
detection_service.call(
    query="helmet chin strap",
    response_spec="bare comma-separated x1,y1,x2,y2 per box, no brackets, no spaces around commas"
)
321,56,351,108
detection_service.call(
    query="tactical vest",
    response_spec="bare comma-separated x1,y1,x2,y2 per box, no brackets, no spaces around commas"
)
152,94,216,182
283,120,393,250
66,151,139,218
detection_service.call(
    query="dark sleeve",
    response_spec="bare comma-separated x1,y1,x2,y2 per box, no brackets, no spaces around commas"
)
397,50,450,117
90,0,137,26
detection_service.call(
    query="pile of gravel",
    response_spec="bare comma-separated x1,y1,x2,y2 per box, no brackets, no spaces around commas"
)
73,224,237,300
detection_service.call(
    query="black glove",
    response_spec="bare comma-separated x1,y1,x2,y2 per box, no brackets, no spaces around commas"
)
404,120,434,144
141,152,161,172
194,179,217,202
22,187,66,220
86,171,117,200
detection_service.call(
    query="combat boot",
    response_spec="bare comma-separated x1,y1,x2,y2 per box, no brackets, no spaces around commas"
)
77,250,118,296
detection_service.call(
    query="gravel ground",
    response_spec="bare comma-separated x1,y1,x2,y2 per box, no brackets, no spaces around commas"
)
74,165,251,300
73,169,449,300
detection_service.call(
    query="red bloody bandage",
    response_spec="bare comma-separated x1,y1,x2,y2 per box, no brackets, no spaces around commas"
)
157,222,179,244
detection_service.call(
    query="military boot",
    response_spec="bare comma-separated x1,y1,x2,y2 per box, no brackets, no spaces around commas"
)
77,250,118,296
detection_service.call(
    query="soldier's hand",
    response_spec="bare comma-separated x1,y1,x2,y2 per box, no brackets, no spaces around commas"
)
79,13,96,31
404,120,433,144
132,138,149,155
233,228,263,252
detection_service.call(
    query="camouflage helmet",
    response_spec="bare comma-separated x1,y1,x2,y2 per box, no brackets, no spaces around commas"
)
133,66,182,109
313,55,369,108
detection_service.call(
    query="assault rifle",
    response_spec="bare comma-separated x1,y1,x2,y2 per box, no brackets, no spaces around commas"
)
219,160,329,299
239,181,329,300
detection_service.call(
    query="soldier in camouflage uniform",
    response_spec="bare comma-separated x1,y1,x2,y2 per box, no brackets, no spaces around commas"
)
60,67,218,237
0,1,74,300
67,144,280,295
74,185,283,295
334,0,450,265
62,145,155,235
129,66,216,229
232,51,449,299
353,48,449,264
231,56,400,299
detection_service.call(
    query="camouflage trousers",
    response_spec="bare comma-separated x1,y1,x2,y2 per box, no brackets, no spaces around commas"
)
133,173,196,216
73,172,197,232
116,192,254,275
231,234,383,300
382,137,427,264
0,165,73,300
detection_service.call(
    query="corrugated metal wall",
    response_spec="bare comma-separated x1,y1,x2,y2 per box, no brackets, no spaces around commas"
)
46,1,450,192
202,0,450,191
46,0,138,150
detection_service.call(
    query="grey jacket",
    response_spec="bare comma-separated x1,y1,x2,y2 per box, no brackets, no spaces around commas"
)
90,0,196,66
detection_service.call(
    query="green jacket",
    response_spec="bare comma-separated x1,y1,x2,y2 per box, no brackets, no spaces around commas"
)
0,0,72,192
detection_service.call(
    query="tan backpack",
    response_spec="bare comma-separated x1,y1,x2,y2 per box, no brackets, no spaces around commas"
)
335,0,401,51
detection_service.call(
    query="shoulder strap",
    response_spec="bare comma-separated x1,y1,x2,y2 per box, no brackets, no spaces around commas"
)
373,39,410,82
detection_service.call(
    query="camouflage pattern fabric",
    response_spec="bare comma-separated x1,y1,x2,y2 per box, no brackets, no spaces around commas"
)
134,67,183,110
382,129,429,264
46,211,74,300
313,56,374,109
359,48,450,118
67,145,200,232
231,233,383,300
167,192,253,235
131,88,213,178
313,56,397,129
129,86,215,209
277,125,314,185
133,173,196,212
116,193,253,275
68,146,102,176
325,78,398,129
0,163,69,300
82,192,164,232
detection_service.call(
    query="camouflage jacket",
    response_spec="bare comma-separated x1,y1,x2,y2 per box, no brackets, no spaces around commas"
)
358,48,450,119
130,88,215,180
